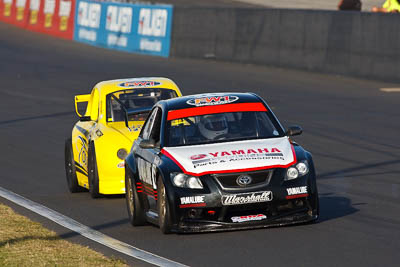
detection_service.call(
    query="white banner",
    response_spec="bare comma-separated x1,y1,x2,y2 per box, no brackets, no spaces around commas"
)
163,137,295,175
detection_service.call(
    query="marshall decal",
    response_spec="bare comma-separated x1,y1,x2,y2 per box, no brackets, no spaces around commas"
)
186,95,239,106
119,81,161,88
222,191,272,206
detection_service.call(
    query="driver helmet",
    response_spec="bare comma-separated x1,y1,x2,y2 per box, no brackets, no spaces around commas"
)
198,114,228,140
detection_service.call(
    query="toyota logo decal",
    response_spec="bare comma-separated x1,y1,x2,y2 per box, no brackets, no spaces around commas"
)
236,175,252,186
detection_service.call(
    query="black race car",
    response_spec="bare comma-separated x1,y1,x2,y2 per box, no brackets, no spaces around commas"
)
124,93,319,233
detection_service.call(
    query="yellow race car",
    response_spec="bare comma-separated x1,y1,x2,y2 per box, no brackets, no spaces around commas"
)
64,78,182,198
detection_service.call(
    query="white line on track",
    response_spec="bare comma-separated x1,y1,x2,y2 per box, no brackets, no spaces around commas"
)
380,88,400,92
0,186,187,267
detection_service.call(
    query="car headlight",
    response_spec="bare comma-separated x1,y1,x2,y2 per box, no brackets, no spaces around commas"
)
296,162,309,176
286,167,299,180
285,161,309,181
186,177,203,189
172,173,186,187
170,173,203,189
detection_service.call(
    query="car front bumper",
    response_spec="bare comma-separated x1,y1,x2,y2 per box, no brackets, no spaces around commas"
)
175,207,317,233
172,191,318,233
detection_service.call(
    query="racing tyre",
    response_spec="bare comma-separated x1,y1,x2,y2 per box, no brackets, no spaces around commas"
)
157,177,172,234
125,169,146,226
64,138,82,193
308,176,320,221
88,143,101,198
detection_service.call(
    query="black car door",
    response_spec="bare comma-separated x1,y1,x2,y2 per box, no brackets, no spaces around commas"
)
136,107,162,211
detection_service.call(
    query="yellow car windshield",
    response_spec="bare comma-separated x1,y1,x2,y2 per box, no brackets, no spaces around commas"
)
106,88,177,122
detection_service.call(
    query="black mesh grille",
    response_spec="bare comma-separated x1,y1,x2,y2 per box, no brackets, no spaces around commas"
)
213,170,273,189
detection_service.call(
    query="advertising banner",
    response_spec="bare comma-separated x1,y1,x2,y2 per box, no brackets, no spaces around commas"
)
0,0,75,39
29,0,75,39
74,0,173,57
0,0,30,26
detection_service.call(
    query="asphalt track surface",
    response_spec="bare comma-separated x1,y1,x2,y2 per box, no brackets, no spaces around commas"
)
1,22,400,267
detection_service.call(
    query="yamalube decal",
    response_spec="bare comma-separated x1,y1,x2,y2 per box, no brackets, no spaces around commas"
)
180,196,205,205
287,186,308,195
163,137,296,175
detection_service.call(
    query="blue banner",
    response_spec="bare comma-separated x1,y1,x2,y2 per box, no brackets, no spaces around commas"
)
73,0,173,57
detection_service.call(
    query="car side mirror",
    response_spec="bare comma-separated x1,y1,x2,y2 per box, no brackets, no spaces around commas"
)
286,125,302,136
139,139,156,149
79,116,91,122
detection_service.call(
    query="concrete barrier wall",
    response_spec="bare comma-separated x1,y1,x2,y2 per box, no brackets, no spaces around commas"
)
170,8,400,81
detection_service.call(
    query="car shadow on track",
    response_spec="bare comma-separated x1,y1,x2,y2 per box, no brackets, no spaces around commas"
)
317,192,361,223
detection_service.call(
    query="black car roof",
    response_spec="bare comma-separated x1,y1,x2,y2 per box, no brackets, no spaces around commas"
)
158,92,263,111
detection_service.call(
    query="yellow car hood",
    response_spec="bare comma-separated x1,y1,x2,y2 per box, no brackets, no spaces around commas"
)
106,122,143,143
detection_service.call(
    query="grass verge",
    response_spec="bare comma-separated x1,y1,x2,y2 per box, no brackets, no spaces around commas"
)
0,203,128,266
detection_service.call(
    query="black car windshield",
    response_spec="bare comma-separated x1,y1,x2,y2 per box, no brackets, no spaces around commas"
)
106,88,177,122
165,111,284,147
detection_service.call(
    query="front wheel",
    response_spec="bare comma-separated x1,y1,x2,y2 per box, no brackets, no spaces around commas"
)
157,177,172,234
125,169,146,226
64,138,81,193
88,144,100,198
308,176,319,220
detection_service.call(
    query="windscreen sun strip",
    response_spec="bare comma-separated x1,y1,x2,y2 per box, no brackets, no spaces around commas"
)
167,103,267,121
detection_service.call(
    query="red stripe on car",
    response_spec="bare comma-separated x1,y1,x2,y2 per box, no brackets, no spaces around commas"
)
179,203,207,208
167,103,267,121
286,193,309,199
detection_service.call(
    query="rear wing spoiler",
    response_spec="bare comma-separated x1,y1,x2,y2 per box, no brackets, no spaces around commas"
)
74,94,91,120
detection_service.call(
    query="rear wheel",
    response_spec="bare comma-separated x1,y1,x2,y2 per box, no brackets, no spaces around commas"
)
88,144,100,198
158,177,172,234
125,169,146,226
64,138,81,193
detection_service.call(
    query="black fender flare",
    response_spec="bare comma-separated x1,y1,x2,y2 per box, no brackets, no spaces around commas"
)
125,153,137,176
